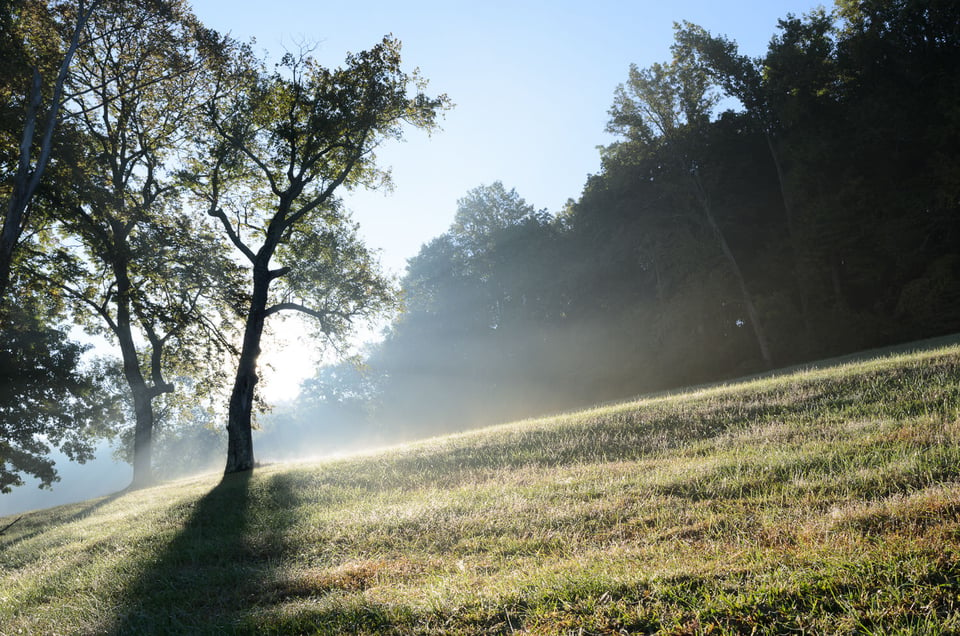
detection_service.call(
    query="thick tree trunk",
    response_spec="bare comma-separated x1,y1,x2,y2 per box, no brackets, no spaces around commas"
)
224,264,270,474
129,386,155,489
0,200,22,304
116,320,156,489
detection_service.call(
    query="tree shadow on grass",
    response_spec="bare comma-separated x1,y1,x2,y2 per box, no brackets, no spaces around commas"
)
106,470,298,634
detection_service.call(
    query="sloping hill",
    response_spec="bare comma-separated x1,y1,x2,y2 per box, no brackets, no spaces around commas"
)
2,344,960,634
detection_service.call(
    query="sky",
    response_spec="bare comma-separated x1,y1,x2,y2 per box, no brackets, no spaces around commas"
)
3,0,830,516
186,0,830,401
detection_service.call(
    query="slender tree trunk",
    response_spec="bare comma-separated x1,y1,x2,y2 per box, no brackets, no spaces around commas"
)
224,263,270,473
112,246,161,489
693,173,774,369
830,251,849,314
764,131,814,349
0,70,43,304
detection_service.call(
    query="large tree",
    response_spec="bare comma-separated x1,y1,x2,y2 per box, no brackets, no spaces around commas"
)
608,46,774,368
195,37,448,473
675,14,838,343
35,0,240,488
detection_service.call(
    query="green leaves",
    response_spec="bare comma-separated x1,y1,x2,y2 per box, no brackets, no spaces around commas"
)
0,302,120,492
201,34,448,343
271,210,397,344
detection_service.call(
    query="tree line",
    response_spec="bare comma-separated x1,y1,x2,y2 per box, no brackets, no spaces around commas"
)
0,0,447,491
279,0,960,446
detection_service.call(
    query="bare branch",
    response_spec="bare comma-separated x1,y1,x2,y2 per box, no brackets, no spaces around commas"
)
263,301,355,326
208,206,256,264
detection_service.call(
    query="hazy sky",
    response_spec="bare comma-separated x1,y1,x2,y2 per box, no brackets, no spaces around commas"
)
186,0,829,400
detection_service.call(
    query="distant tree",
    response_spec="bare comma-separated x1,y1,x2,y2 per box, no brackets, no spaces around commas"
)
257,358,383,458
449,182,538,256
299,0,960,441
0,299,116,493
192,37,449,473
365,182,566,433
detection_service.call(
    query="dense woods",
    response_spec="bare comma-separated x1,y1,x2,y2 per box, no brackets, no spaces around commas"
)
2,0,960,487
283,0,960,444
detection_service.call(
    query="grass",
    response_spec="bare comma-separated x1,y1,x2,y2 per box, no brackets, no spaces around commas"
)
2,344,960,634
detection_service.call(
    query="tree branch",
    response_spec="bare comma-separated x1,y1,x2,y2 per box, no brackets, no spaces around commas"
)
0,516,24,536
208,207,256,263
282,129,371,232
212,116,284,199
263,301,354,329
26,0,101,198
269,266,291,280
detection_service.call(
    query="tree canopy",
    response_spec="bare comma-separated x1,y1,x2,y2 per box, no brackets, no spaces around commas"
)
1,2,444,489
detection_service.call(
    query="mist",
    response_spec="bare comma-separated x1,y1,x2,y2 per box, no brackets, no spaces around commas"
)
0,444,130,517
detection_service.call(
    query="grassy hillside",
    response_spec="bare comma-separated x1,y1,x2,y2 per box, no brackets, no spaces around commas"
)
2,344,960,634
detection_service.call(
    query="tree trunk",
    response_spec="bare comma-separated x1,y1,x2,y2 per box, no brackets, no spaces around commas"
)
0,70,43,304
694,174,774,369
0,197,23,303
116,320,156,489
129,386,155,489
764,131,813,345
0,2,97,305
112,247,161,489
224,264,270,474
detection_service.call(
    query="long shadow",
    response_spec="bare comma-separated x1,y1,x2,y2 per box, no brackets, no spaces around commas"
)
106,470,298,634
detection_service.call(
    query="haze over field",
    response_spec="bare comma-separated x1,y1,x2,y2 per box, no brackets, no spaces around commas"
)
2,0,825,513
3,342,960,632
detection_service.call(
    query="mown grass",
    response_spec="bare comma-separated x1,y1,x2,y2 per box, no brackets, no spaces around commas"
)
2,344,960,634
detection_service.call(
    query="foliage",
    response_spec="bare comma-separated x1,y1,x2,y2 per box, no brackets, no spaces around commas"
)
0,0,98,304
0,301,117,492
192,35,449,472
27,0,243,488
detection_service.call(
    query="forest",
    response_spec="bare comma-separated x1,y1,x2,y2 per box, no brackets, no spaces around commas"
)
2,0,960,489
277,0,960,449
